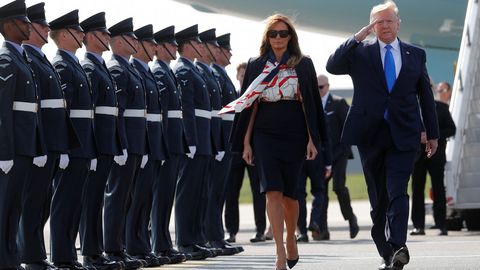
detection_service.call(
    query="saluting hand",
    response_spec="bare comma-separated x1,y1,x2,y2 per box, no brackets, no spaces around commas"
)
426,139,438,158
354,19,377,42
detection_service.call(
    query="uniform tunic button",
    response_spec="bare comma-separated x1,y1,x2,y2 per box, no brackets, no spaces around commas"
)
80,84,83,87
136,86,139,89
27,81,30,84
107,86,110,90
49,75,52,79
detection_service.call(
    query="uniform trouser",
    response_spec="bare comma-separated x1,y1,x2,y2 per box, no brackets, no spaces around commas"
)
126,159,162,255
104,154,141,253
224,154,266,235
357,123,417,260
18,153,59,263
152,154,185,253
50,158,90,263
205,152,233,242
297,157,327,235
411,151,447,230
175,155,211,246
79,155,113,256
0,155,32,268
198,158,215,244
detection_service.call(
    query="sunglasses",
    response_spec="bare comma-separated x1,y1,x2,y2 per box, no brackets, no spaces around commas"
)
267,30,290,38
318,85,327,90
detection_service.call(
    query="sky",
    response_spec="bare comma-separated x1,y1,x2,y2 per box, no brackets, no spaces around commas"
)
3,0,354,89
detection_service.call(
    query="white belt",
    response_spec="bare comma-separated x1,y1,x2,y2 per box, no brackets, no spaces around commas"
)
40,99,65,109
13,101,38,113
95,106,118,116
70,109,94,119
123,109,146,118
146,113,162,122
211,110,221,118
168,110,183,119
195,109,212,119
222,114,235,121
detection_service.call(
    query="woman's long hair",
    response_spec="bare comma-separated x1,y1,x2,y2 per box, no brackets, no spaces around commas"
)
259,14,303,67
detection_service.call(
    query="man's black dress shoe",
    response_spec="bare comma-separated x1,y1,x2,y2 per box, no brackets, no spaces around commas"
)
409,228,425,235
349,215,360,239
53,261,87,270
83,255,124,270
389,247,410,270
177,245,210,260
221,239,244,254
105,251,145,270
296,234,308,243
209,240,239,255
250,233,266,243
156,248,186,264
225,233,236,243
131,253,164,267
25,260,57,270
429,224,438,229
438,228,448,236
312,230,330,241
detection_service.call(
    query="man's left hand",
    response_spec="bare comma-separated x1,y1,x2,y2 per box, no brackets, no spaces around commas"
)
425,139,438,158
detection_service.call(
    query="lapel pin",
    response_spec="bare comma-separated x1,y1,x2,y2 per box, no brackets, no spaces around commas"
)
406,51,410,55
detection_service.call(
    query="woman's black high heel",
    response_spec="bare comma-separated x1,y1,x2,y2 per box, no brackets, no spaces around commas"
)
287,257,299,269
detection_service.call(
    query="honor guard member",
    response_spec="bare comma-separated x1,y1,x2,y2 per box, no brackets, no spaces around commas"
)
208,32,244,254
126,24,169,267
151,25,188,264
103,17,148,269
19,3,80,270
173,24,215,260
0,1,45,268
197,29,238,256
78,12,124,270
48,10,98,269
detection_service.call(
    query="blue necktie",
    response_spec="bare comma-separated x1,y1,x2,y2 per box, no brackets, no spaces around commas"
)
384,44,396,92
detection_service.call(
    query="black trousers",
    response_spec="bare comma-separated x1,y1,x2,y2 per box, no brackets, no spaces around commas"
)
104,154,141,253
205,152,233,242
79,155,113,256
224,154,266,235
297,156,327,235
152,154,185,253
411,149,447,230
50,158,90,263
0,155,32,268
18,153,59,263
126,159,162,255
175,155,211,246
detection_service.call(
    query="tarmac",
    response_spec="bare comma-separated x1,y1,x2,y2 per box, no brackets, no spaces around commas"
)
43,200,480,270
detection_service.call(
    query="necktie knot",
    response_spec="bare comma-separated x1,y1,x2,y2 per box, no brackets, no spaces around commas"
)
385,44,392,50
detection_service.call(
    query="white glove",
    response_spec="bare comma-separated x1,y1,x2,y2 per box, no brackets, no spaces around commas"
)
114,149,128,166
215,151,225,162
59,154,69,169
33,155,48,167
0,160,14,174
187,146,197,159
140,154,148,169
90,158,97,171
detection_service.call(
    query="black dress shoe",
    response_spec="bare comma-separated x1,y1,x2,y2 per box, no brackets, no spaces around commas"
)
225,233,236,243
199,243,222,257
438,228,448,236
409,228,425,235
389,247,410,270
83,255,124,270
208,240,239,256
429,224,438,229
220,239,244,254
177,245,209,260
250,233,266,243
105,252,144,270
25,260,58,270
156,248,187,264
348,215,360,239
53,261,87,270
296,234,308,243
312,230,330,241
131,253,163,267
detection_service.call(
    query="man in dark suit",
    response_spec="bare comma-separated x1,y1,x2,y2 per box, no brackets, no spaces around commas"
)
0,1,46,268
326,2,439,269
150,26,188,264
49,10,99,269
410,83,456,237
78,12,124,270
317,74,358,240
19,3,80,270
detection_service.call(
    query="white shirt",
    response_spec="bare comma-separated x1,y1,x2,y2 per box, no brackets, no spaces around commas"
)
321,91,330,110
378,38,402,79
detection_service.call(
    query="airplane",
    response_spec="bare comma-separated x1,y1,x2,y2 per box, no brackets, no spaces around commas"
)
173,0,467,85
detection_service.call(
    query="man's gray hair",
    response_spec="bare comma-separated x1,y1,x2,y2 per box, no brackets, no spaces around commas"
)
370,1,400,23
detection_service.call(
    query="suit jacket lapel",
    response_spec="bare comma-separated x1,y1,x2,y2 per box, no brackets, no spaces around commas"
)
395,40,408,86
367,39,389,93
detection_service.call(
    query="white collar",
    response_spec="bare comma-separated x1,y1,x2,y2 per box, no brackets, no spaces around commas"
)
378,38,400,51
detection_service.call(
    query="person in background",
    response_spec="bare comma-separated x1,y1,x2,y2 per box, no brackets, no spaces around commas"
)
410,81,456,236
227,14,330,270
224,62,268,243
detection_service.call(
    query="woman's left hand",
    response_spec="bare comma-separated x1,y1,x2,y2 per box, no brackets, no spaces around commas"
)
306,139,318,160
